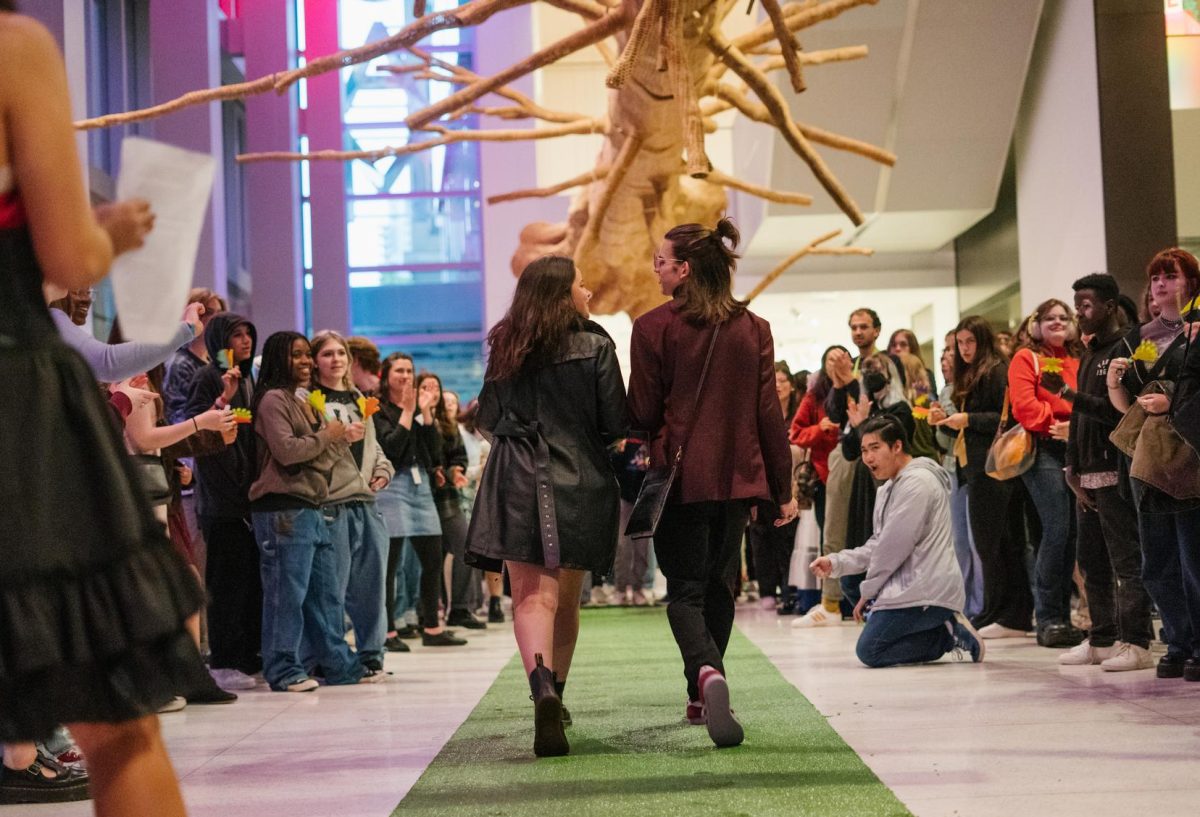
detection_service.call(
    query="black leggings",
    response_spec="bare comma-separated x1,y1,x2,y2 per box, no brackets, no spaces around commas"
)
387,535,442,631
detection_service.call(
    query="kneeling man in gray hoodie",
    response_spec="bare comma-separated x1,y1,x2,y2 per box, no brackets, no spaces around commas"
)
811,415,985,667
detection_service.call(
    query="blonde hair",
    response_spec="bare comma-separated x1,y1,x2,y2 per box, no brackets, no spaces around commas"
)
899,352,929,403
309,329,355,391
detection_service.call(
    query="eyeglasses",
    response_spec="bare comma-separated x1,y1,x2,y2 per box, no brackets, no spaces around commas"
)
653,254,681,268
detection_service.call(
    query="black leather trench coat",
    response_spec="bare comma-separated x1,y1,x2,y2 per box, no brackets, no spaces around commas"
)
466,326,626,573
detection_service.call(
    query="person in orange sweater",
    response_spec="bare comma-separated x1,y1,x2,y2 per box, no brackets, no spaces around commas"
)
1008,299,1084,648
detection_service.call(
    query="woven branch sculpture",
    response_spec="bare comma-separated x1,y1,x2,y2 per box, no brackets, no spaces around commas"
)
76,0,891,317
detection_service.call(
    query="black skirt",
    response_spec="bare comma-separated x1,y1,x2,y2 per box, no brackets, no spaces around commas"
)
0,227,209,741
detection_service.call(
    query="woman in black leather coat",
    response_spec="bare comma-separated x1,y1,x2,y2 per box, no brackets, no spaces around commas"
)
466,255,626,758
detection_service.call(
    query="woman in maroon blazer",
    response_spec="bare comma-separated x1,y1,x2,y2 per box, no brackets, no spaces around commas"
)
628,218,796,748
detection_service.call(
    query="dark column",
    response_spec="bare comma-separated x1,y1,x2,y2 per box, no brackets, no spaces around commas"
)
1094,0,1177,293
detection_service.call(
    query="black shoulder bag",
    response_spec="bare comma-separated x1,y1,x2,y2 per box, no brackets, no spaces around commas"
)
624,324,721,540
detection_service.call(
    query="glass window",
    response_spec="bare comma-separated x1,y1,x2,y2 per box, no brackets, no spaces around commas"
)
346,196,482,268
350,273,483,336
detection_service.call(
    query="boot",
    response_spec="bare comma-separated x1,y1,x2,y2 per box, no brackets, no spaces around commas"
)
554,675,571,727
488,596,505,623
528,654,568,757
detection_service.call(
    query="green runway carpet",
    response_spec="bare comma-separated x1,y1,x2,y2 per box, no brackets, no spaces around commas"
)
393,608,911,817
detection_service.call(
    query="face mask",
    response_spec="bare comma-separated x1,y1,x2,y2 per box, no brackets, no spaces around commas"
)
863,371,888,396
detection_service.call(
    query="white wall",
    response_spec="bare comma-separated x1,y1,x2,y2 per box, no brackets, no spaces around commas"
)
1014,0,1108,313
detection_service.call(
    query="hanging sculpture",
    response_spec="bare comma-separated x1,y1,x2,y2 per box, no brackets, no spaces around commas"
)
77,0,891,317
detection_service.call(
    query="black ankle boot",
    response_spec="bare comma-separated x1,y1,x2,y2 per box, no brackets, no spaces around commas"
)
488,596,505,623
529,654,568,757
554,676,572,727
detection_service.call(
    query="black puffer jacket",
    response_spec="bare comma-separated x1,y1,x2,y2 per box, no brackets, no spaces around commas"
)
466,324,626,573
183,313,257,519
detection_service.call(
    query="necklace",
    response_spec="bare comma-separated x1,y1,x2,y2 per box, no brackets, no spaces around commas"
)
1158,314,1183,331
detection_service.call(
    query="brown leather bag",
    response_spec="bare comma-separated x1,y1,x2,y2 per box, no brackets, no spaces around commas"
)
1110,381,1200,500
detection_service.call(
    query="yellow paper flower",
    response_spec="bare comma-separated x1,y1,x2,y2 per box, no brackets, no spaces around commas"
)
357,395,380,419
222,348,236,370
1039,356,1064,374
1130,340,1159,364
231,407,253,424
911,406,930,421
308,389,327,415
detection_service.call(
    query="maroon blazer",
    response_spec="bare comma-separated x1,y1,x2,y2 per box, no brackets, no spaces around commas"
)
627,299,793,507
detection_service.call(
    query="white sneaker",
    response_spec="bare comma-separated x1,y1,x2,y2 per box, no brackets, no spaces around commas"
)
631,589,652,606
792,604,839,628
610,587,630,606
285,678,319,693
1100,642,1155,672
157,696,187,713
1058,640,1119,666
977,622,1027,639
589,587,609,606
210,668,258,690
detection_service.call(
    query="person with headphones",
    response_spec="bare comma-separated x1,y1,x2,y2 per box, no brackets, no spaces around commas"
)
1009,299,1085,648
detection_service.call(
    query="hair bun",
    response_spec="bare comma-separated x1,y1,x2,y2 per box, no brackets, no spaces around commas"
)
714,217,740,249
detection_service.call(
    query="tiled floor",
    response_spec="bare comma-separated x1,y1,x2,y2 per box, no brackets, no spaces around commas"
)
736,607,1200,817
9,606,1200,816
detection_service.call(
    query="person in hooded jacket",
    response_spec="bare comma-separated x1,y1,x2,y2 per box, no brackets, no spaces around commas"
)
811,415,985,668
183,311,263,691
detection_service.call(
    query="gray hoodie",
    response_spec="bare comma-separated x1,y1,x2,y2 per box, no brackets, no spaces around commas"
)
828,457,964,613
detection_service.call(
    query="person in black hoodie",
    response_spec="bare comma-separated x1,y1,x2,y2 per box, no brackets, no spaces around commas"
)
183,312,263,690
1044,273,1155,671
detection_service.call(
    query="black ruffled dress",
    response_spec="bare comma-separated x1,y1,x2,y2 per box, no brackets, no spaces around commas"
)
0,193,210,741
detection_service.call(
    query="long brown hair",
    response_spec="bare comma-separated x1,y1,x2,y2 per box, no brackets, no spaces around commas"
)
380,351,414,406
416,371,456,439
952,315,1005,405
486,255,583,382
665,217,746,326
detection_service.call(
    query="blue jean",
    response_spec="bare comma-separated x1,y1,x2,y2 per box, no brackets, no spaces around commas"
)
1021,445,1075,627
950,471,983,619
1136,495,1200,659
394,538,422,624
252,508,363,690
326,501,389,664
856,605,957,668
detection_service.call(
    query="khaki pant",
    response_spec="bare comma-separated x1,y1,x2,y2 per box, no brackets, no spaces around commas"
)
821,446,856,603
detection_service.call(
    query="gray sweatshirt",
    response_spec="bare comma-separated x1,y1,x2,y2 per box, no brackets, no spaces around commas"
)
828,457,964,613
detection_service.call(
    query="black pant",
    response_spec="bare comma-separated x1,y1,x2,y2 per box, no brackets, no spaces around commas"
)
1077,485,1153,648
200,515,262,673
968,474,1033,631
654,499,752,701
748,516,797,600
438,502,473,614
387,536,442,630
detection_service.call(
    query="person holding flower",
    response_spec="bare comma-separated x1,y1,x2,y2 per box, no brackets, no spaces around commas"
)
1008,299,1084,649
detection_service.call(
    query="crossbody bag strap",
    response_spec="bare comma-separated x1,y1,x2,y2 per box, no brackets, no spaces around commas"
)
673,323,721,463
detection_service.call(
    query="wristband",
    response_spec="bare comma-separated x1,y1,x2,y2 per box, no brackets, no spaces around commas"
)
192,417,200,433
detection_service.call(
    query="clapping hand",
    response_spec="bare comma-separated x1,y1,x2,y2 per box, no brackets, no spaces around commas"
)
846,393,870,428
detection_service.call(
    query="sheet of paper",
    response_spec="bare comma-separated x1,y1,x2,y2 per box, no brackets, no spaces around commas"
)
109,137,216,343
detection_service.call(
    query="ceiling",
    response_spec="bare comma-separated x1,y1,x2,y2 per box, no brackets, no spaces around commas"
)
736,0,1045,268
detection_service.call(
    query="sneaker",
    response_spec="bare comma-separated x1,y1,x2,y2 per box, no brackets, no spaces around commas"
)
284,677,319,693
446,610,487,630
684,699,705,725
589,587,609,606
610,587,630,606
1100,643,1155,672
948,613,985,663
488,598,505,623
157,696,187,713
698,666,743,748
631,589,652,607
1059,640,1119,666
210,667,258,690
977,622,1027,639
758,596,776,610
792,603,839,628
